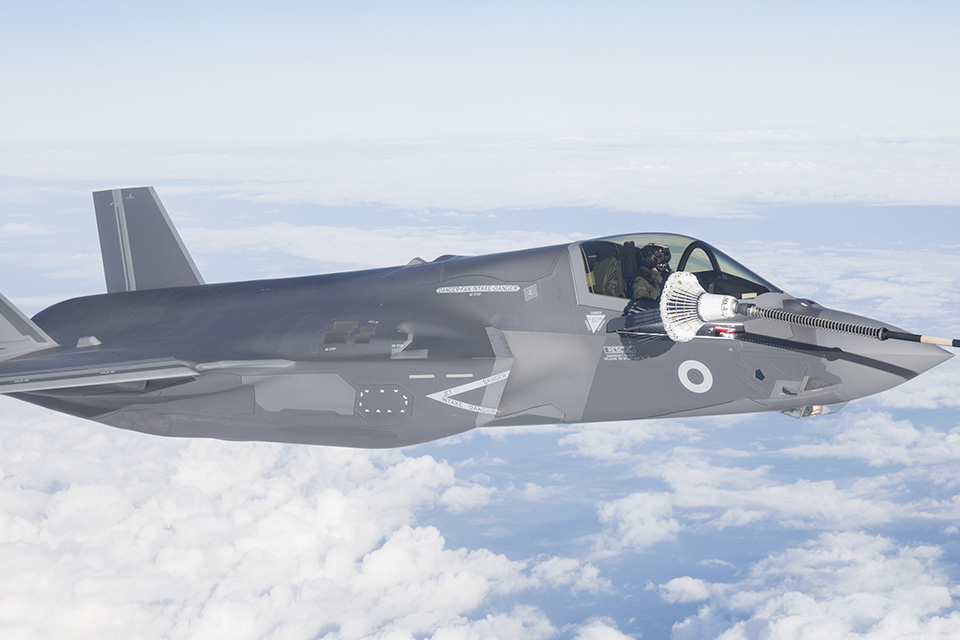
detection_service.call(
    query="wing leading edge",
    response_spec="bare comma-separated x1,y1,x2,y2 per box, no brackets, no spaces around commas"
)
0,355,298,395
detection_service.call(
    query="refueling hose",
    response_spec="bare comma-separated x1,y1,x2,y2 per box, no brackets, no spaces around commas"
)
656,271,960,346
737,303,960,347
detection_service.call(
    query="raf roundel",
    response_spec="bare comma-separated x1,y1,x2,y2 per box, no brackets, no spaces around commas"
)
678,360,713,394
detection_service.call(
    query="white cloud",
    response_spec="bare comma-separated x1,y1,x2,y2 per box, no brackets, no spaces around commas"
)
0,401,605,639
348,526,524,635
576,445,917,551
573,617,636,640
658,576,716,604
734,246,960,333
0,222,57,238
479,424,568,441
0,248,104,296
653,453,901,531
558,420,701,462
531,557,611,595
438,484,497,513
699,558,737,570
671,532,960,640
521,482,561,502
782,410,960,467
872,360,960,410
678,476,896,531
3,127,958,217
430,605,556,640
592,493,681,558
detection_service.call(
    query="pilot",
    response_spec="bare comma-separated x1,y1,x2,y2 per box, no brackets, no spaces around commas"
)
630,243,672,300
593,245,625,297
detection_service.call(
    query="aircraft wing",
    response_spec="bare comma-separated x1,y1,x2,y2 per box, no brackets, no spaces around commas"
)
0,355,197,394
0,290,192,393
0,349,298,394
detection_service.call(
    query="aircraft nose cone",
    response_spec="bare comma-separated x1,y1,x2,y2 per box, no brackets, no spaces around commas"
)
809,308,954,401
857,335,952,376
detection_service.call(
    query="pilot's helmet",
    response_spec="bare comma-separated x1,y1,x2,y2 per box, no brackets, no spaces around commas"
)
640,243,671,270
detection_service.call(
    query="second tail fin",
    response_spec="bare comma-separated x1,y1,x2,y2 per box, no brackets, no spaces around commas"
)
92,187,204,293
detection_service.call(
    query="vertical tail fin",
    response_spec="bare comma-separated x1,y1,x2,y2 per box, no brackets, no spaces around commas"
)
0,293,58,361
92,187,204,293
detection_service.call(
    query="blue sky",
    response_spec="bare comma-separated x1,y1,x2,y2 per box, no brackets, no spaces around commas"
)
1,2,960,639
2,2,958,143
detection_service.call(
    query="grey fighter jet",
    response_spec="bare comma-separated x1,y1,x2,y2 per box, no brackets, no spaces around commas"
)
1,187,956,447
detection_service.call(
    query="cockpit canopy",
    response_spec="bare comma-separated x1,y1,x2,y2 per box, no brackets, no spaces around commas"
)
580,233,780,300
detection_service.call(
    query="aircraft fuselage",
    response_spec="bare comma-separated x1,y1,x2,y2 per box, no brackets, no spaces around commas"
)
9,238,949,448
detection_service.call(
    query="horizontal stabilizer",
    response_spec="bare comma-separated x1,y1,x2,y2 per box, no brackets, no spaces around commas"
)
0,293,58,362
93,187,204,293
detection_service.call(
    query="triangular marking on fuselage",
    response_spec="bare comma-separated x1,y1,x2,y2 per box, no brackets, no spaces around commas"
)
585,313,606,333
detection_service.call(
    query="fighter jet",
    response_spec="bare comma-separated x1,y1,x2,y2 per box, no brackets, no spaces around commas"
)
1,187,955,447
